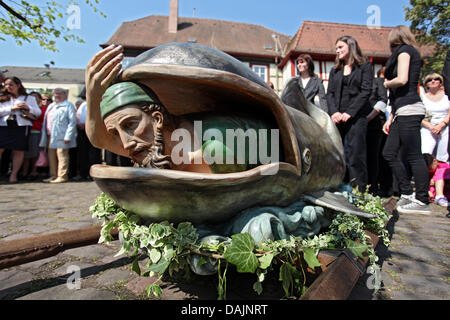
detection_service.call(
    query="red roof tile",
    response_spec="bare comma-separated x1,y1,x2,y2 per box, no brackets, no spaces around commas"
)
103,15,291,58
285,20,433,58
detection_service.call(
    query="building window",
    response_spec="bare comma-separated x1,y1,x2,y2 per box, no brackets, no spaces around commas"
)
251,64,268,83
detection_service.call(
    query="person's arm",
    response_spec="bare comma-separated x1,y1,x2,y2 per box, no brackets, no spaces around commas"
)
0,100,12,117
317,79,328,113
326,70,342,123
26,96,42,117
383,112,394,135
85,44,128,157
64,103,78,144
343,62,374,120
384,52,410,89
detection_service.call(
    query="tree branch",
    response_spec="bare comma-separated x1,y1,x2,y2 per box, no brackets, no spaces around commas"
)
0,0,42,29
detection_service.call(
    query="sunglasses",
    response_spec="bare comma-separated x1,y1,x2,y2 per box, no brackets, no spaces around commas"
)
426,77,442,84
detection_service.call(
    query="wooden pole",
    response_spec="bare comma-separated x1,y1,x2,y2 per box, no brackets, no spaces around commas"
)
0,225,119,270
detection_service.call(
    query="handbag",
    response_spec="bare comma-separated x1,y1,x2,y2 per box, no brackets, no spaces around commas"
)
35,149,49,167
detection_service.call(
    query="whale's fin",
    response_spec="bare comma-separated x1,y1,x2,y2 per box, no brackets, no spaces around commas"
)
302,191,376,219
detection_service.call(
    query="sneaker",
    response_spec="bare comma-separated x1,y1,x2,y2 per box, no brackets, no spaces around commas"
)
396,193,415,207
434,196,449,207
397,199,432,215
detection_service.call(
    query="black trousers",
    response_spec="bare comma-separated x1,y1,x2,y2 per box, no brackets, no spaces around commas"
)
77,128,102,177
104,150,133,167
337,116,368,192
382,115,429,204
366,117,383,194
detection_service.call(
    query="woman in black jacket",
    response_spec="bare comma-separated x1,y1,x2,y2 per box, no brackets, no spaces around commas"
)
327,35,373,192
282,54,328,113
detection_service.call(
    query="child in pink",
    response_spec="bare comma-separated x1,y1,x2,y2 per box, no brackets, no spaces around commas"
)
424,153,450,206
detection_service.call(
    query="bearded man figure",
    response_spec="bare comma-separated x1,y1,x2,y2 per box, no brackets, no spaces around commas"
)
85,45,279,175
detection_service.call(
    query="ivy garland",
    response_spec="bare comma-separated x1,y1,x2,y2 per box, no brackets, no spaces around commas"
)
90,189,391,299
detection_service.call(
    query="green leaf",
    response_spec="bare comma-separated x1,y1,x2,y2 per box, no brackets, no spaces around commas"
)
345,239,369,259
149,249,161,264
148,257,170,275
258,253,274,270
146,284,162,298
222,233,258,273
279,263,293,297
132,257,141,276
302,248,321,269
253,281,263,295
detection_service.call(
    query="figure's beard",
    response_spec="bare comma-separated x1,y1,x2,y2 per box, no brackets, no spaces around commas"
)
131,128,173,170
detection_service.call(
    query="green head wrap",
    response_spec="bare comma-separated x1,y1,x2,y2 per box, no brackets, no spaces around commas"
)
100,82,161,119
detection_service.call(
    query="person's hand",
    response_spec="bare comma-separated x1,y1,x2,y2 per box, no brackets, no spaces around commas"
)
85,44,124,106
341,113,351,123
331,112,343,124
382,119,392,135
11,102,29,112
17,102,30,111
430,125,442,136
383,79,389,89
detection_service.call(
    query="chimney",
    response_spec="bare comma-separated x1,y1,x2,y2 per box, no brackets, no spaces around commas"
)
168,0,178,34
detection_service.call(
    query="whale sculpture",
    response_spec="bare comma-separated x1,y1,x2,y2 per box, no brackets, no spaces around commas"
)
88,42,375,224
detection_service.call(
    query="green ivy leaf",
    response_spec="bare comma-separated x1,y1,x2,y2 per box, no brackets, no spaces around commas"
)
148,257,170,275
302,248,321,269
258,253,274,270
223,233,258,273
253,281,263,295
149,249,161,264
132,257,141,276
345,239,369,259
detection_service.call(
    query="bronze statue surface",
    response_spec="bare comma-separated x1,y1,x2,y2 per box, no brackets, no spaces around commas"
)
85,42,373,224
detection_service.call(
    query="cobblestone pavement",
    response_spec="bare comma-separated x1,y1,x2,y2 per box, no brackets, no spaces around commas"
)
0,179,449,300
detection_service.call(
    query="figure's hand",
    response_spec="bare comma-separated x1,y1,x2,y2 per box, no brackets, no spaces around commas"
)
341,113,351,123
331,112,343,124
85,44,124,104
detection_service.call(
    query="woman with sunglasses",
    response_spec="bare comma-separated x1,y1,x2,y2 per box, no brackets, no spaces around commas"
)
382,25,431,215
420,73,450,204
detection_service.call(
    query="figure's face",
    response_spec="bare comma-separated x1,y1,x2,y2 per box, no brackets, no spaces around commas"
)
5,79,19,96
104,105,155,164
336,41,350,61
297,59,308,74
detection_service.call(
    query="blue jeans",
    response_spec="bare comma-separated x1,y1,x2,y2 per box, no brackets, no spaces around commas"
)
382,115,429,204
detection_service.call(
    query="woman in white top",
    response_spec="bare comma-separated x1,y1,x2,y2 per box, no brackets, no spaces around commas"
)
421,73,450,162
0,77,41,183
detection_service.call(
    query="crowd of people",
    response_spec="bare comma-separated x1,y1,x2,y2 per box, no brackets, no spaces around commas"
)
1,25,449,217
0,79,108,183
283,25,450,215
